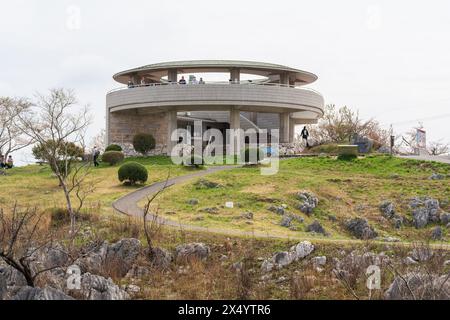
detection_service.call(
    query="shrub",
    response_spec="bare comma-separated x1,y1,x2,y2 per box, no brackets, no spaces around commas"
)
49,207,91,227
133,133,156,155
118,162,148,185
32,140,84,162
337,154,357,161
102,151,124,165
241,147,264,164
105,144,122,152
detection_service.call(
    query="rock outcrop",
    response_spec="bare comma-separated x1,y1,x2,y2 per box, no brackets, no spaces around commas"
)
261,241,315,273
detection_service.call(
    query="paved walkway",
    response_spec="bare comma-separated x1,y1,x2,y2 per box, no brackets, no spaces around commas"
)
398,155,450,164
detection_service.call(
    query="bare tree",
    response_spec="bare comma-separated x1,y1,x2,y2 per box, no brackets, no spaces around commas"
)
142,172,171,260
309,104,390,148
0,205,59,287
0,204,102,288
89,129,106,151
0,97,34,159
17,89,92,235
428,141,449,156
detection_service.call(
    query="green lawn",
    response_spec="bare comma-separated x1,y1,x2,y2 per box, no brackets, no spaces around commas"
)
148,155,450,242
0,156,189,216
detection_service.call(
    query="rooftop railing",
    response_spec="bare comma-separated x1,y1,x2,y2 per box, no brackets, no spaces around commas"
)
107,81,323,96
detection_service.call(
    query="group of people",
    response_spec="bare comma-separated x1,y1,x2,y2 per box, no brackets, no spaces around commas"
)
178,75,205,85
0,154,14,169
127,75,207,88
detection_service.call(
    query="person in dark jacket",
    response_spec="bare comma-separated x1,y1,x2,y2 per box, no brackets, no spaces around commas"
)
93,146,100,167
301,126,310,147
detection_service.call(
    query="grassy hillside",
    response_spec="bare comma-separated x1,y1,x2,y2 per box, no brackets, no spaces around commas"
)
1,155,449,243
0,156,189,216
149,155,450,242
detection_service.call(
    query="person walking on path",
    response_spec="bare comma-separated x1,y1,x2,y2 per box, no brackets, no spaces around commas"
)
301,126,310,147
92,146,100,167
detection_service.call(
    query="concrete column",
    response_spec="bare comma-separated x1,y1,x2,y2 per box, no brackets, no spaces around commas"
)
229,107,241,154
280,73,289,86
167,110,178,155
289,117,296,143
168,69,178,83
105,107,110,146
230,68,240,83
250,112,257,124
280,113,290,143
130,73,138,84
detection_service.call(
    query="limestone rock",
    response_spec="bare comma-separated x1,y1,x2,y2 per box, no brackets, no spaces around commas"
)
175,243,210,262
385,273,450,300
344,218,378,239
410,197,441,228
148,247,173,270
11,286,74,300
280,215,293,228
306,220,327,235
311,256,327,267
187,198,199,205
261,241,314,273
296,191,319,215
79,273,130,300
429,173,445,180
379,201,396,219
431,227,443,240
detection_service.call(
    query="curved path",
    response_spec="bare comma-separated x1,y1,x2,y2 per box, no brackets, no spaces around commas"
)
113,165,450,248
113,164,328,241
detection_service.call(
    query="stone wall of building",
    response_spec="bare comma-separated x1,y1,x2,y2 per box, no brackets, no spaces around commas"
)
108,110,169,155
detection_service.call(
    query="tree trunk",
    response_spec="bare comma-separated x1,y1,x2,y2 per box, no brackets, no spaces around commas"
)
60,179,76,236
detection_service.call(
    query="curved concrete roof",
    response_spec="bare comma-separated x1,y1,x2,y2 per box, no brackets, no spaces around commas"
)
113,60,318,85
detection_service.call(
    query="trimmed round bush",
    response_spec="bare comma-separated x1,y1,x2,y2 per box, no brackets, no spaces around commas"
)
133,133,156,155
102,151,124,166
241,147,265,164
105,144,123,152
118,162,148,185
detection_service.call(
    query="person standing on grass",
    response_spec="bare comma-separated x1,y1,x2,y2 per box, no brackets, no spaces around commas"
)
6,155,13,169
301,126,310,148
92,146,100,167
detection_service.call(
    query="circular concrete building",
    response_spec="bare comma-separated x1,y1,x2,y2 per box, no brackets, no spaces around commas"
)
106,60,324,154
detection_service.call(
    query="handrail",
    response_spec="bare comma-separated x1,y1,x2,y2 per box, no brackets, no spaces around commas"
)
107,81,323,96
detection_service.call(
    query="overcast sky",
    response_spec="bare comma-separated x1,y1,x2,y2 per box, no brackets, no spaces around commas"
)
1,0,449,163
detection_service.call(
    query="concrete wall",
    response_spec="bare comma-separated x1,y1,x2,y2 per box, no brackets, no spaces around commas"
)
108,110,169,149
106,84,324,115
